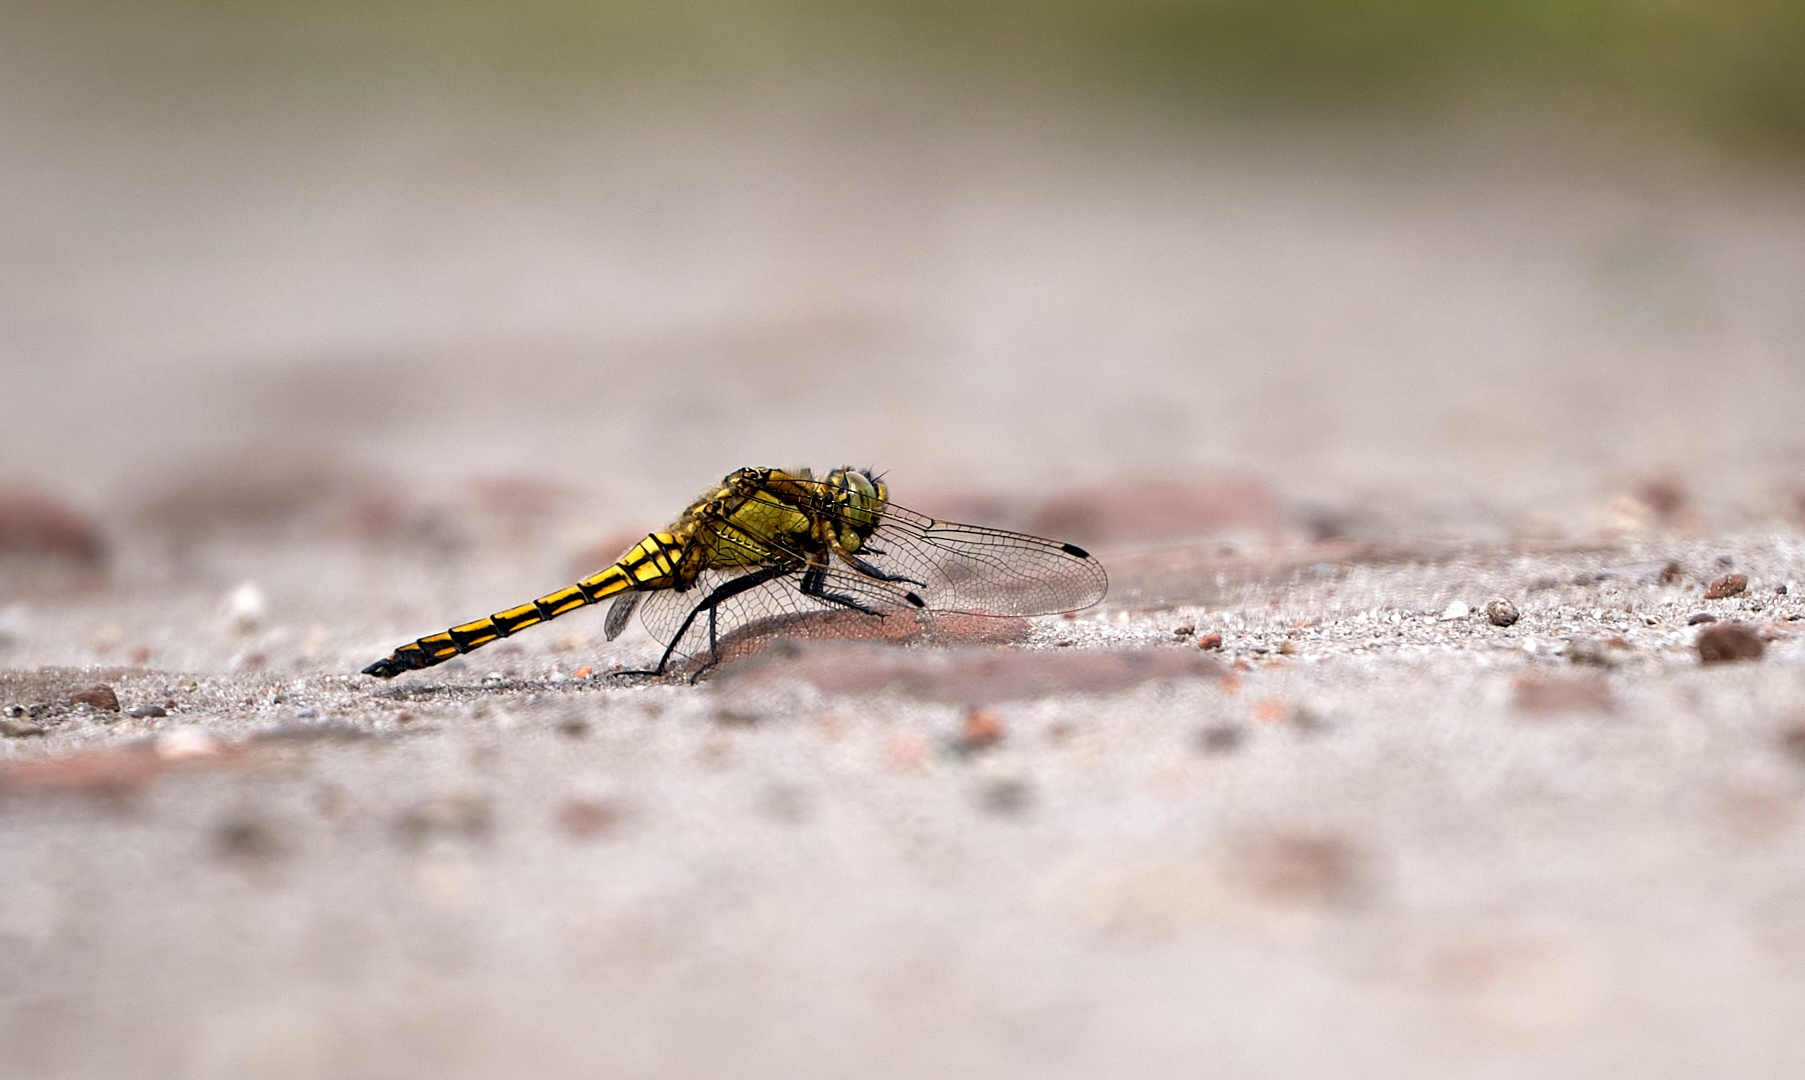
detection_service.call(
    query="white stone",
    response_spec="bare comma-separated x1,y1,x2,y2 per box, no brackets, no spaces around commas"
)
221,582,266,631
1440,601,1470,621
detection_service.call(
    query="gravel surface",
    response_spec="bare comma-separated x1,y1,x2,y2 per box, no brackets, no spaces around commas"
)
6,525,1805,1079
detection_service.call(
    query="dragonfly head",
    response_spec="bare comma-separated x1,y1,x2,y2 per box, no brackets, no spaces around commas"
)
826,467,888,551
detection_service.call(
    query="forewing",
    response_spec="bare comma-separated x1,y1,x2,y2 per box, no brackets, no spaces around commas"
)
860,502,1107,616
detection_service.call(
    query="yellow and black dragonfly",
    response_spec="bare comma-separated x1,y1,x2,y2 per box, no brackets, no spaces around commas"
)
362,466,1107,679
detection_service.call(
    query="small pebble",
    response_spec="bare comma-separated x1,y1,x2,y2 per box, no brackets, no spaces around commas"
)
126,704,167,719
1565,639,1614,667
1197,724,1245,753
712,706,760,727
1705,574,1748,599
1698,622,1765,665
977,778,1032,816
1197,633,1224,650
215,816,284,861
1,717,46,738
1439,600,1470,621
296,707,318,719
1484,599,1520,627
1173,625,1195,638
1687,613,1717,625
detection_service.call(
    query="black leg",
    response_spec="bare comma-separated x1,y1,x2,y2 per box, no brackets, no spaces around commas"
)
799,564,888,616
839,551,923,587
615,567,790,678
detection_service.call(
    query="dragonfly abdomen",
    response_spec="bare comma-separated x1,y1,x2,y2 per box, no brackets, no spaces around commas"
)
361,531,687,678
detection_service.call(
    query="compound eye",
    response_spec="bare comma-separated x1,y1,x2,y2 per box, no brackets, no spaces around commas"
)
844,470,876,502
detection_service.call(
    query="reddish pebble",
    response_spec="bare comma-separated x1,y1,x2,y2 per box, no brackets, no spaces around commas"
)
1637,478,1687,521
888,732,928,771
0,490,107,563
556,798,624,840
1698,622,1764,664
1514,675,1616,716
1705,574,1749,599
1236,831,1363,906
1197,633,1224,650
958,708,1006,751
70,685,120,712
1253,698,1287,724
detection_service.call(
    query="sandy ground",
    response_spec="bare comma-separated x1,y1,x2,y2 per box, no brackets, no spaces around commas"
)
6,78,1805,1078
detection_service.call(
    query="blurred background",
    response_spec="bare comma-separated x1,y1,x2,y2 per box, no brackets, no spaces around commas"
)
5,0,1805,529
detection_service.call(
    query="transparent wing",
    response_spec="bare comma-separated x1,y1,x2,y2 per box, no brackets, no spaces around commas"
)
861,501,1108,616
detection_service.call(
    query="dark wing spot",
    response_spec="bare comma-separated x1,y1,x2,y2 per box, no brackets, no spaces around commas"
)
905,591,927,608
1060,543,1090,558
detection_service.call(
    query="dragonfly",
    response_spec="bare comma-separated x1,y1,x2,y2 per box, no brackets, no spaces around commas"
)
362,466,1107,679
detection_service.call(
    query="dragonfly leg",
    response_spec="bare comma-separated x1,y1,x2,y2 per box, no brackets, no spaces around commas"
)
798,563,890,616
839,550,923,587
